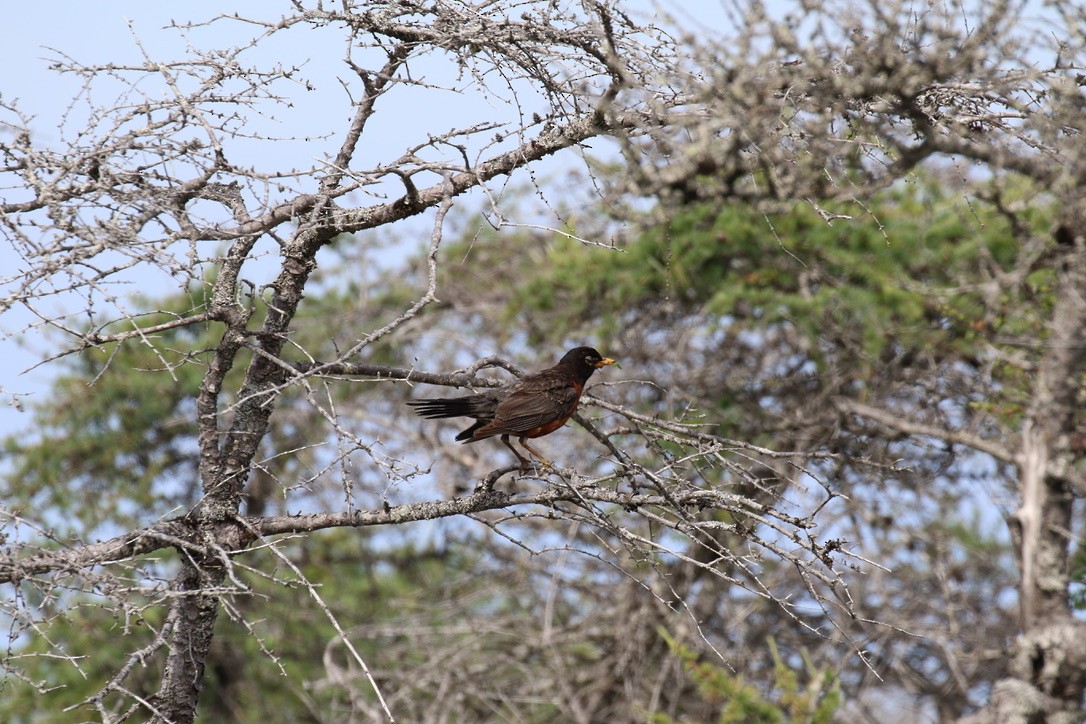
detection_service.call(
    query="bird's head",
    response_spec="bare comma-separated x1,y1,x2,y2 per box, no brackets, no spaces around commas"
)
561,346,618,372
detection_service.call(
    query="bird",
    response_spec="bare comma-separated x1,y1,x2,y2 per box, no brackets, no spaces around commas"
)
407,346,617,472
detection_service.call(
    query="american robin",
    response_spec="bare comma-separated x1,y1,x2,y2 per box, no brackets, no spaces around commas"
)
407,346,617,472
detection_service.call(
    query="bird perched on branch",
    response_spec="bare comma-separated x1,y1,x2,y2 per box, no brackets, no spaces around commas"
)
407,346,617,472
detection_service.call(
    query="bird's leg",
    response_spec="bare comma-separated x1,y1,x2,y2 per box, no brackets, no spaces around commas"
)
518,438,555,470
500,434,532,473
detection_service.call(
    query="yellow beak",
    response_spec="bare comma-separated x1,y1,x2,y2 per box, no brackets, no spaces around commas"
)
594,357,617,368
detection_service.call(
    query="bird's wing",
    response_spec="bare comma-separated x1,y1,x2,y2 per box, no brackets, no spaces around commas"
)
483,375,582,435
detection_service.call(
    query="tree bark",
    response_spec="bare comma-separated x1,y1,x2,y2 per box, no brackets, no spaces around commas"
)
961,230,1086,723
153,561,227,723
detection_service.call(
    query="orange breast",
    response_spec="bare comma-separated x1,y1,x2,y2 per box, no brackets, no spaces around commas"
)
519,415,572,439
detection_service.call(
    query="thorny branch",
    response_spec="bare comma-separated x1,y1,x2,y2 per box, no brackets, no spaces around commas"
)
3,0,1086,720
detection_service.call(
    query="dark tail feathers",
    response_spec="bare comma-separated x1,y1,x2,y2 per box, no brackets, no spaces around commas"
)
406,397,475,419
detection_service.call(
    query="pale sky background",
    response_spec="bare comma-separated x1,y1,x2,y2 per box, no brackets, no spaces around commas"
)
0,1,758,441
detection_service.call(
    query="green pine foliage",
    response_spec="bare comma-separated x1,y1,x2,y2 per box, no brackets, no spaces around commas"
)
653,630,841,724
511,180,1052,377
2,294,220,535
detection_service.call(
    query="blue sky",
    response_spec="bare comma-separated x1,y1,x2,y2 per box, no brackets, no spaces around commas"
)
1,3,289,431
0,0,747,439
